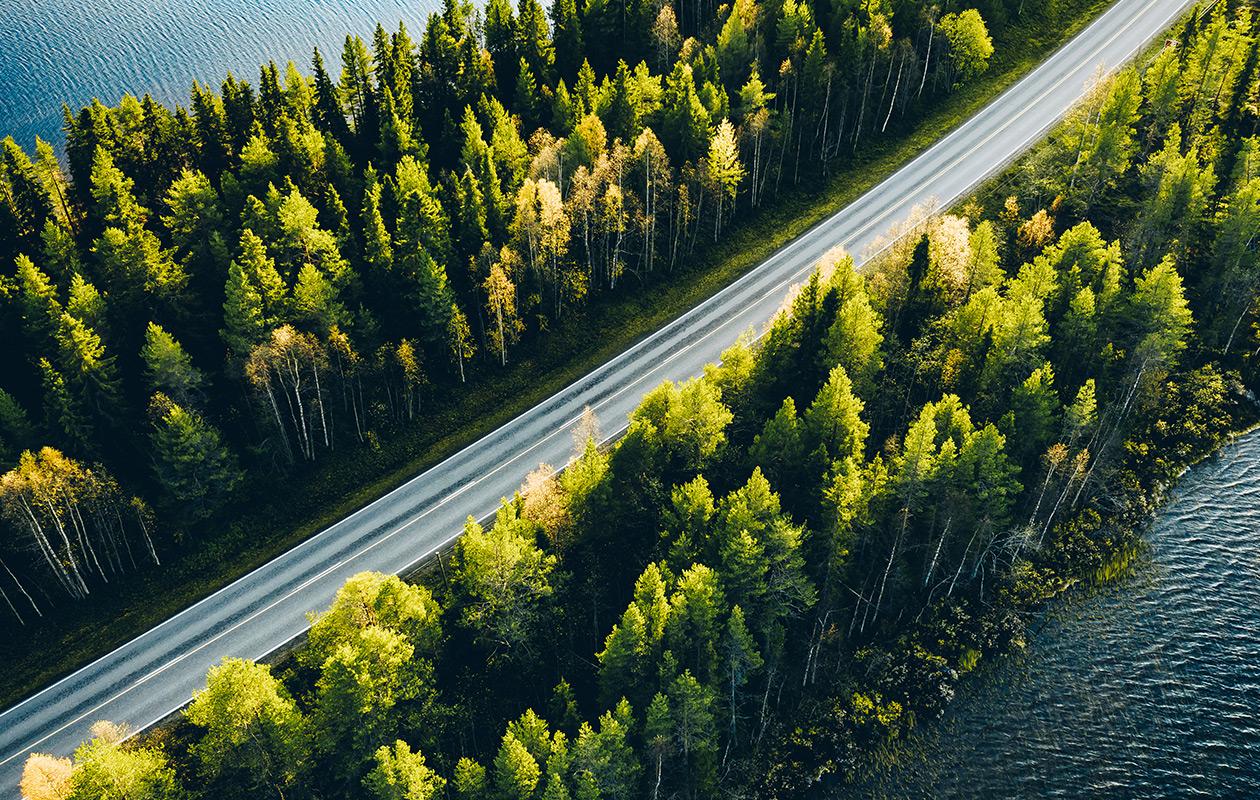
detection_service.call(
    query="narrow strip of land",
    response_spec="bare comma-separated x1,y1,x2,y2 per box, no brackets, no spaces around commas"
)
0,0,1192,789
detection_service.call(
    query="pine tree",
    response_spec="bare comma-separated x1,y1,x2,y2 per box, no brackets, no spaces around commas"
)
487,98,529,193
220,72,257,152
822,282,883,399
89,146,147,228
0,389,35,465
55,312,122,443
494,733,541,800
40,358,92,453
569,702,641,800
378,87,420,164
161,168,225,299
1008,362,1060,471
388,23,419,122
141,322,205,406
452,758,488,800
311,47,352,145
92,222,189,317
340,34,378,150
716,470,815,639
148,393,243,521
1,138,54,249
257,61,285,133
644,693,674,800
598,601,650,705
550,0,583,80
40,218,81,282
803,364,868,465
715,0,754,90
1131,254,1194,369
1212,177,1260,353
721,605,762,743
453,166,489,263
361,174,394,273
664,564,724,683
274,186,351,288
221,232,275,364
392,156,454,323
662,63,712,162
1063,378,1098,444
516,0,555,82
33,137,76,231
1135,125,1216,261
1067,68,1142,204
484,0,519,90
601,62,637,143
293,262,346,333
541,771,570,800
747,397,804,503
646,489,704,590
15,254,62,353
964,219,1003,298
514,58,542,130
236,130,280,198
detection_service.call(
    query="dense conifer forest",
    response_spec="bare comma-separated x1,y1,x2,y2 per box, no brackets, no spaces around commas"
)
0,0,1011,622
15,2,1260,798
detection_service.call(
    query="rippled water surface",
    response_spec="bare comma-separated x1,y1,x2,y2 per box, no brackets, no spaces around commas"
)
841,428,1260,798
0,0,444,147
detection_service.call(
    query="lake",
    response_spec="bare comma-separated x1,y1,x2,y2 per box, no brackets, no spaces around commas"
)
840,428,1260,798
0,0,445,148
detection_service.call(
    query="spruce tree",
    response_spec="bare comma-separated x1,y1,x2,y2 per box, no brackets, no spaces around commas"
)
550,0,583,80
141,322,206,406
66,274,108,337
15,254,62,353
148,393,242,521
221,235,271,364
1,138,54,249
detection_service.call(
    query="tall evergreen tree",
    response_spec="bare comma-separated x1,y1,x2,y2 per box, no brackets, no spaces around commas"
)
141,322,206,407
148,393,242,521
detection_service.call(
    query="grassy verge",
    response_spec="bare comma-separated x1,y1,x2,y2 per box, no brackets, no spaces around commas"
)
0,0,1115,711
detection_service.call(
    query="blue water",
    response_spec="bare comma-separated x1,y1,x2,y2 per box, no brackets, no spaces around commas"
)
0,0,443,148
841,428,1260,798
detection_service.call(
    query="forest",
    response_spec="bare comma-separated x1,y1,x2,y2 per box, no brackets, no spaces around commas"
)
0,0,1013,625
16,2,1260,798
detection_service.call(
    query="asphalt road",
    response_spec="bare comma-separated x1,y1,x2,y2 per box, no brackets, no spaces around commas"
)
0,0,1194,789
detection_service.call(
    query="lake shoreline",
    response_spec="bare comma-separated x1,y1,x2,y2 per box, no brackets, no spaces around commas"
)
834,410,1260,797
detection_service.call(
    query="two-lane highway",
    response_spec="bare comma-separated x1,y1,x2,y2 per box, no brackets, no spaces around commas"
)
0,0,1194,790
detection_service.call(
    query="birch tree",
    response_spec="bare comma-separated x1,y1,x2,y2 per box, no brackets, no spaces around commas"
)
246,325,331,461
